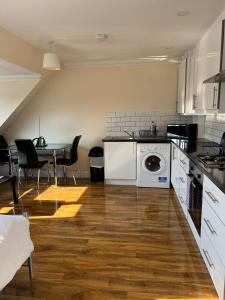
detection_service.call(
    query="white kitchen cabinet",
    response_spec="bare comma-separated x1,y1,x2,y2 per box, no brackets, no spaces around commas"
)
201,228,225,300
104,142,136,181
204,83,219,111
196,14,222,114
171,143,188,218
186,48,198,113
202,199,225,267
203,175,225,226
171,143,180,196
177,57,187,114
178,167,188,216
201,175,225,300
177,15,223,115
177,49,203,115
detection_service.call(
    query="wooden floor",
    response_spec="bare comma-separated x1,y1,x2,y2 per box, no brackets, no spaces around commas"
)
0,179,219,300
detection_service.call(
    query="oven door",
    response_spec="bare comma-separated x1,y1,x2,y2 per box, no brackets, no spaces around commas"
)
187,177,203,235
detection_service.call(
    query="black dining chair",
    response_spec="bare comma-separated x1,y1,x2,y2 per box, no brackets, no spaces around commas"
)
56,135,81,185
15,139,50,188
0,135,17,174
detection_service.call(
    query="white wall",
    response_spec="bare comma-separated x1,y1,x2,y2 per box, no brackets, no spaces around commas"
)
0,79,39,127
4,63,178,175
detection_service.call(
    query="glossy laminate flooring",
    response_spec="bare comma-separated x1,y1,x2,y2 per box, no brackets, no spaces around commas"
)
0,179,218,300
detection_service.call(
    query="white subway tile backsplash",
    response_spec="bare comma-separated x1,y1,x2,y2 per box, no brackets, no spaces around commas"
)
135,112,146,117
130,116,140,122
106,111,194,136
125,122,136,126
112,127,121,132
204,114,225,143
135,121,146,127
116,112,126,117
106,122,116,127
111,117,119,122
121,117,130,122
117,122,126,126
106,112,116,117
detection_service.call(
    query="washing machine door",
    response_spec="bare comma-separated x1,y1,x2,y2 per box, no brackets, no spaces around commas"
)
142,152,166,174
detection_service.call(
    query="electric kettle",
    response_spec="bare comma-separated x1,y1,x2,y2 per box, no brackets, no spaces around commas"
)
32,136,47,148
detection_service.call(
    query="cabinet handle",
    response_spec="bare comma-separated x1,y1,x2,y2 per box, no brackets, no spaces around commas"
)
172,146,175,160
180,177,185,183
193,94,197,109
203,249,214,268
212,86,218,109
179,196,184,203
204,218,217,235
205,191,219,204
180,159,186,165
212,86,216,109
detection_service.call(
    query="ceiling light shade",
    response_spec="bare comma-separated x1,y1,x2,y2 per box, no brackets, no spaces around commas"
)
42,53,61,70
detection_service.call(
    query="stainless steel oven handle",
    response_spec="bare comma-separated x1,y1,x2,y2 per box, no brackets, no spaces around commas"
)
192,182,197,188
203,249,214,268
179,196,184,203
205,191,219,204
204,218,217,235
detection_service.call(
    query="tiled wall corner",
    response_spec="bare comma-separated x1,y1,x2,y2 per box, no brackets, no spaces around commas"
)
205,114,225,143
105,111,194,136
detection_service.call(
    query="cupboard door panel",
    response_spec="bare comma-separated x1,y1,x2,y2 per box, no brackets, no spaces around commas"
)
104,142,137,180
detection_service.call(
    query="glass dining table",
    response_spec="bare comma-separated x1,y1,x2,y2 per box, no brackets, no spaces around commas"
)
1,143,71,186
36,143,71,185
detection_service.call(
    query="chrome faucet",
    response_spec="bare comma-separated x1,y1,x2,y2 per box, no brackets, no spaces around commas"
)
124,130,135,139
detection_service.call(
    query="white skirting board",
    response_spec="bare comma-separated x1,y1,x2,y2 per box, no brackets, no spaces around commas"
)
105,179,137,186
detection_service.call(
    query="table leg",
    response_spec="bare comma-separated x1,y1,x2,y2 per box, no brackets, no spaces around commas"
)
63,148,66,184
53,150,57,186
8,149,13,175
11,176,18,204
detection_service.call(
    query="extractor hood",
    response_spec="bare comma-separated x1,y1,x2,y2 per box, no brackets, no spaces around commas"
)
203,70,225,83
204,20,225,84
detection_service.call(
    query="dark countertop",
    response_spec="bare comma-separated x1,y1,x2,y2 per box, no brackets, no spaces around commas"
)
103,132,174,143
171,138,225,194
103,133,225,194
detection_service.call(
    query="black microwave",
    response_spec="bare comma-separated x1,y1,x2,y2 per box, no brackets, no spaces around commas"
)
167,123,198,140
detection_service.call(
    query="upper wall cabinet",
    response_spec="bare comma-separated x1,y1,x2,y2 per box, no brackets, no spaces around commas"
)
197,16,221,114
177,16,223,115
186,47,204,113
177,57,187,114
177,49,203,115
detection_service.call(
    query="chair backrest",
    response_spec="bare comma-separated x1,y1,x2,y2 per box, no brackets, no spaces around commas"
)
70,135,81,164
0,135,9,163
15,139,39,168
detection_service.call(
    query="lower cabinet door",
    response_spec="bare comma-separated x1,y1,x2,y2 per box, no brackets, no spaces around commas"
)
178,168,188,218
104,142,137,180
171,160,180,197
201,228,225,300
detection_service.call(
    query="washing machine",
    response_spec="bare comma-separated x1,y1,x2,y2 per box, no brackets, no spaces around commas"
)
137,143,171,188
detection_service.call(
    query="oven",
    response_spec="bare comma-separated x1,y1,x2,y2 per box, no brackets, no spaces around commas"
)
188,161,203,235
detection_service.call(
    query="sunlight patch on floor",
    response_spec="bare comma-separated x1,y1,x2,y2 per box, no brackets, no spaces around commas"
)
33,186,88,202
0,207,14,214
29,204,82,219
18,188,34,199
156,297,217,300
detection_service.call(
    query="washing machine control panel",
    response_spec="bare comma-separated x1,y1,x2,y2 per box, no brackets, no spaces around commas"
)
139,143,170,152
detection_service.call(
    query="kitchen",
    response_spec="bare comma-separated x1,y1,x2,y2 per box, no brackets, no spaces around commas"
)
1,1,225,299
102,9,225,300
